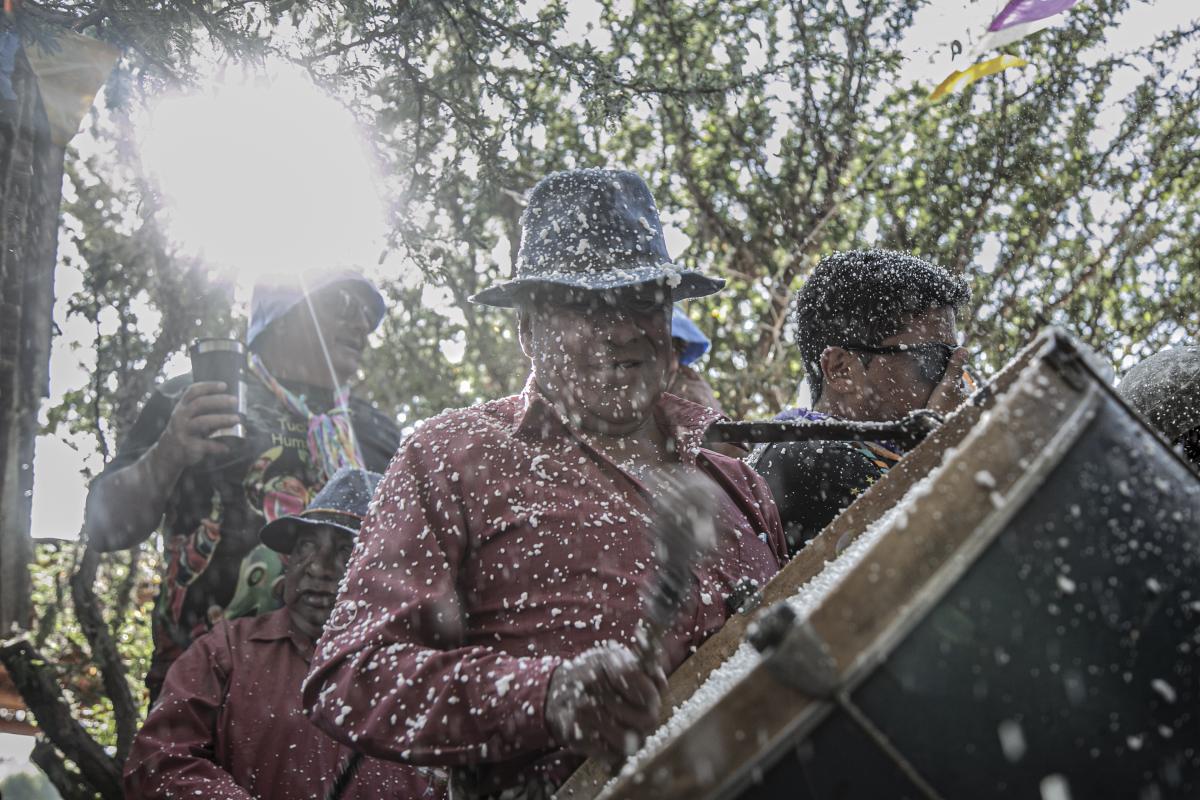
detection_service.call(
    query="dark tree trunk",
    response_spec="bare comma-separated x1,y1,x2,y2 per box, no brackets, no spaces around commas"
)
0,37,63,635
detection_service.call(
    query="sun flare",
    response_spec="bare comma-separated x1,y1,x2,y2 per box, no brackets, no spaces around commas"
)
139,63,386,288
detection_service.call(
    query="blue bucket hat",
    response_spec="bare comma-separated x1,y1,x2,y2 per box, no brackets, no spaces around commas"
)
259,467,382,553
671,308,711,366
247,269,387,350
469,169,725,307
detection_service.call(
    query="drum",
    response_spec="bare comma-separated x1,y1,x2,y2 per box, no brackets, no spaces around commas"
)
557,328,1200,800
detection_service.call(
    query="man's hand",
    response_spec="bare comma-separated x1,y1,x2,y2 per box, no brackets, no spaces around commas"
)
545,643,667,763
157,382,241,469
925,347,971,416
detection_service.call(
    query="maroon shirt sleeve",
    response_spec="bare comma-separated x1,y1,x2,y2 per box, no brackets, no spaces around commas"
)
303,431,563,766
123,623,253,800
739,458,789,567
701,449,790,569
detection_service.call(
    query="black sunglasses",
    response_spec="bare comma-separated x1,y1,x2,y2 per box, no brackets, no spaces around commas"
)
843,341,958,384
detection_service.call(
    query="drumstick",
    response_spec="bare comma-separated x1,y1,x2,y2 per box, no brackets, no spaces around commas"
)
636,468,718,668
706,410,944,449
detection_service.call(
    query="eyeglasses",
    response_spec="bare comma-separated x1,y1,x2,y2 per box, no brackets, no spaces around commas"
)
843,341,959,384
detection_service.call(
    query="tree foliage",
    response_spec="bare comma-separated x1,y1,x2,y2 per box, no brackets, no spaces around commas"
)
11,0,1200,796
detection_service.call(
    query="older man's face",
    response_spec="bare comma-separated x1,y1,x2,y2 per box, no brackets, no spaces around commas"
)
284,525,355,641
519,284,672,435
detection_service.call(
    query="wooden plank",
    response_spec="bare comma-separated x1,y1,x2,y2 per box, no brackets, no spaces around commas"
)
565,339,1074,800
0,716,37,736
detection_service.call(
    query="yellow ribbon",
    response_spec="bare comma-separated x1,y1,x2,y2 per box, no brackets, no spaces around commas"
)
929,54,1030,102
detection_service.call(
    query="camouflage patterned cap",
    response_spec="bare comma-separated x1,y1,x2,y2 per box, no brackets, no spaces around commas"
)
1117,346,1200,443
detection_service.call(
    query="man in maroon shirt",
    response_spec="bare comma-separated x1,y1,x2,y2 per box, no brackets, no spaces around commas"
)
124,468,439,800
304,169,787,797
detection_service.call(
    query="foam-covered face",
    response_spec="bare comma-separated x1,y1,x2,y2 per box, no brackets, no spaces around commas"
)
284,525,355,641
858,307,960,420
820,307,961,422
519,284,672,435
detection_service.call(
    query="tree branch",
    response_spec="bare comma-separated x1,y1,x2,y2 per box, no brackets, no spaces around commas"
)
31,737,97,800
69,545,138,761
0,637,122,798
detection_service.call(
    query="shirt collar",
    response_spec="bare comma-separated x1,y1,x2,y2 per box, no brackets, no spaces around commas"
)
248,607,316,660
514,376,725,464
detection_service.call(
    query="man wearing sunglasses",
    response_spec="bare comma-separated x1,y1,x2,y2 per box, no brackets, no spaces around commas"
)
303,169,787,798
83,269,401,702
750,250,972,555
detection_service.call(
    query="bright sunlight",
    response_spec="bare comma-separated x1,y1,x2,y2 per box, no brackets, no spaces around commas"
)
139,62,386,287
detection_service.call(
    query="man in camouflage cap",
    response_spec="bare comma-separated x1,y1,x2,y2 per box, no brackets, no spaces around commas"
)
1118,346,1200,468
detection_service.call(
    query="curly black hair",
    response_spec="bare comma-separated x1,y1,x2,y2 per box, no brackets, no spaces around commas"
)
793,250,971,402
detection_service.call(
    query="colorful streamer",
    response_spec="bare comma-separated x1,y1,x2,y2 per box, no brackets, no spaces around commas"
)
929,54,1030,102
972,18,1058,55
988,0,1083,32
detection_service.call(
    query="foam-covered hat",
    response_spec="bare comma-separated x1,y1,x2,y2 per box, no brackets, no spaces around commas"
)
260,467,382,553
470,168,725,307
1117,346,1200,443
248,269,386,349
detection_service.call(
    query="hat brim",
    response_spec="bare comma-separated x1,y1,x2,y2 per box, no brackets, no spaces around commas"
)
260,512,358,554
248,273,387,349
468,265,726,308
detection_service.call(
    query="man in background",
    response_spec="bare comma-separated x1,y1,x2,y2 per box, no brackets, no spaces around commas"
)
750,250,972,554
1118,346,1200,469
667,307,747,458
83,270,400,700
123,468,439,799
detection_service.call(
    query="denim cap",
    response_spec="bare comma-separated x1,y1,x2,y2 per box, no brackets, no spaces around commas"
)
260,467,382,553
247,269,386,349
671,307,711,366
470,168,725,307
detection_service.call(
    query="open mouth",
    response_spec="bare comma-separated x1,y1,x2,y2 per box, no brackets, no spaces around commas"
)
300,590,336,610
611,358,643,371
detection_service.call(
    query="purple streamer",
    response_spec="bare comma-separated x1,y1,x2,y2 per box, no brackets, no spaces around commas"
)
988,0,1082,32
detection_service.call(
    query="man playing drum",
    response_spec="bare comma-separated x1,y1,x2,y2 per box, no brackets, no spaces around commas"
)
303,168,788,798
750,250,972,554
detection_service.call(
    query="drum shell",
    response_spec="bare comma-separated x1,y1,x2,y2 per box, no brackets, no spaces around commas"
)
763,385,1200,799
568,329,1200,800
